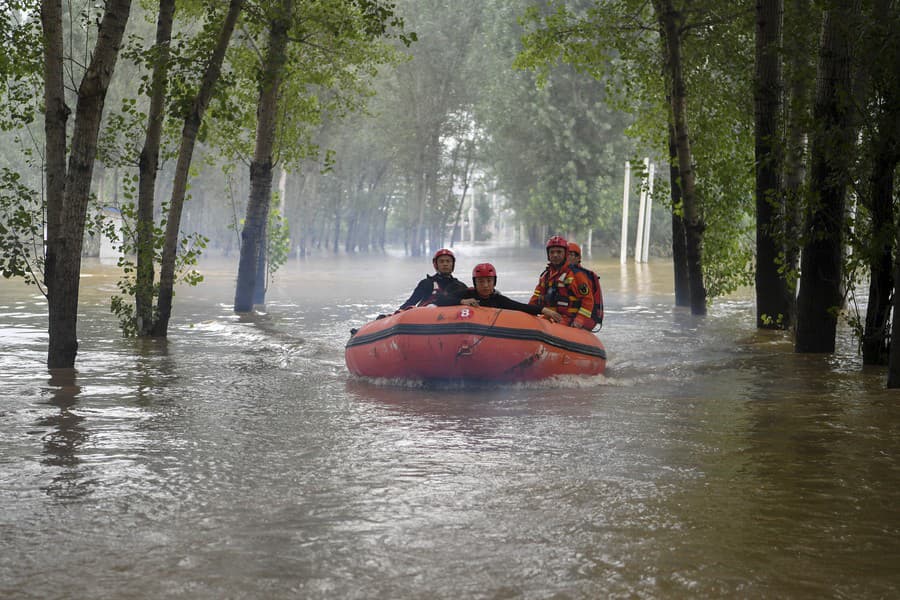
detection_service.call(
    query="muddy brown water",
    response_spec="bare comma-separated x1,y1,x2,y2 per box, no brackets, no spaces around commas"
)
1,245,898,599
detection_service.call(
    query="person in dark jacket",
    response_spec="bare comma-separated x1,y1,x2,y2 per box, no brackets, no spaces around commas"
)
436,263,562,322
397,248,469,310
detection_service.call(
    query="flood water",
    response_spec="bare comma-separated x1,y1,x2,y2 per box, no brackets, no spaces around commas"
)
1,244,898,599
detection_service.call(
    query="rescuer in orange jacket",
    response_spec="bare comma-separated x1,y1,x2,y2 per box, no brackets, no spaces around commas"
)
566,242,604,329
528,235,596,329
397,248,469,310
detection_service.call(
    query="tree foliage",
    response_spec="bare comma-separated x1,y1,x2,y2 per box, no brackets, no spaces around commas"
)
516,0,755,302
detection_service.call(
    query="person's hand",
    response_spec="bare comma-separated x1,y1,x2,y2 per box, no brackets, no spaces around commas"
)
461,298,478,306
541,308,561,323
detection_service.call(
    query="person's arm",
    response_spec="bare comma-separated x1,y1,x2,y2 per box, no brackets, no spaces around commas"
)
433,286,472,306
398,277,432,310
495,293,541,314
569,270,595,329
592,271,604,325
496,293,562,321
433,278,469,306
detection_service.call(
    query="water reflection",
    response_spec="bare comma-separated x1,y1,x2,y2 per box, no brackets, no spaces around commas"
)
37,368,89,499
133,336,176,403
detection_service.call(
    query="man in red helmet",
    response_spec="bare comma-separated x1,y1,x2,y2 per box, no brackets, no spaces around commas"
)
529,235,596,329
435,262,562,321
397,248,468,310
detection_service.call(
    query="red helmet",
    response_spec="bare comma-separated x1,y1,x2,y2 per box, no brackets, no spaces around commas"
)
545,235,568,252
567,242,581,256
432,248,455,269
472,262,497,283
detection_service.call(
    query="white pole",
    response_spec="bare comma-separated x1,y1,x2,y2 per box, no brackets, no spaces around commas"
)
634,157,649,262
619,161,630,264
641,161,655,263
586,228,593,259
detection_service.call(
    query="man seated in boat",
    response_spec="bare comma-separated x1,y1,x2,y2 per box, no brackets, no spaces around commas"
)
566,241,604,330
396,248,469,310
529,235,596,330
435,262,562,322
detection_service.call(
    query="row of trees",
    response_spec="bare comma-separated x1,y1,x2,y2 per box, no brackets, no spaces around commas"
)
1,1,897,387
1,0,411,367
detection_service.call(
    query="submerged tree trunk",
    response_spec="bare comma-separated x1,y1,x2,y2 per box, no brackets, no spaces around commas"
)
135,0,175,336
234,0,293,312
862,145,897,364
41,0,66,260
779,0,814,332
861,0,899,366
754,0,790,329
43,0,132,368
153,0,244,335
889,232,900,388
655,0,705,315
795,3,858,353
668,123,690,307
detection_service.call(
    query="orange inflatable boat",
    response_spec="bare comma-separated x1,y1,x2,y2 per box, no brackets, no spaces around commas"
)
345,305,607,382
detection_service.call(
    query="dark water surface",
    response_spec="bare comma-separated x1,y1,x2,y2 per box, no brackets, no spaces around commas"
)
1,245,898,599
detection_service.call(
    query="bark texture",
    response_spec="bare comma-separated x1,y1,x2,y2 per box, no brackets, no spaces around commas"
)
861,0,899,366
153,0,244,334
136,0,175,336
43,0,132,368
795,3,858,353
234,0,293,312
654,0,706,315
754,0,790,329
668,123,690,307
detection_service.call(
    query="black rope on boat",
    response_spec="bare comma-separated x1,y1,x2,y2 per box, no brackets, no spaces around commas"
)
457,307,504,357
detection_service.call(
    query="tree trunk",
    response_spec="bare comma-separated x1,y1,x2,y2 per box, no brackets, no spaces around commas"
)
136,0,175,336
154,0,244,334
861,0,898,366
862,146,897,364
411,165,427,257
331,191,342,254
41,0,66,333
43,0,132,368
795,3,858,353
449,141,475,248
41,0,67,257
668,122,690,307
655,0,705,315
779,0,813,332
888,229,900,387
234,0,293,312
754,0,790,329
253,237,267,306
